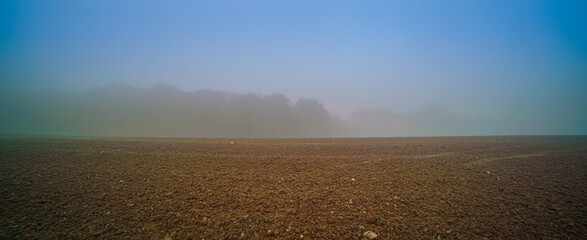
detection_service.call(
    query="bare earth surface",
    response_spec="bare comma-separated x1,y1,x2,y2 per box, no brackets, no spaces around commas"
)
1,136,586,239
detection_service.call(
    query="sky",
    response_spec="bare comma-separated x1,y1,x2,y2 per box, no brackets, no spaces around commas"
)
1,0,586,136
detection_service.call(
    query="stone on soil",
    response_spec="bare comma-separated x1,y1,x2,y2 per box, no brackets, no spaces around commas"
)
364,230,378,239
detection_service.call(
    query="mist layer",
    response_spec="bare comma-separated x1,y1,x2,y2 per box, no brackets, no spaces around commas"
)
2,84,584,137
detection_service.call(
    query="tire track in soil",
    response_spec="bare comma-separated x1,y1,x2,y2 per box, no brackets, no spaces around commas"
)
354,147,507,165
463,146,587,167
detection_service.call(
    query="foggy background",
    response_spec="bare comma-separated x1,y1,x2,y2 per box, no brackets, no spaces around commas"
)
1,1,586,137
1,84,584,137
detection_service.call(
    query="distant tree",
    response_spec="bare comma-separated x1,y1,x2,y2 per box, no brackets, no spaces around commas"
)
292,98,334,137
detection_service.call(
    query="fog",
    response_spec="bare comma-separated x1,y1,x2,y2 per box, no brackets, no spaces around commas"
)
1,1,586,137
1,84,582,138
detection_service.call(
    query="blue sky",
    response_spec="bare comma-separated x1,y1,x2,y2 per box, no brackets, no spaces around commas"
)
1,0,586,134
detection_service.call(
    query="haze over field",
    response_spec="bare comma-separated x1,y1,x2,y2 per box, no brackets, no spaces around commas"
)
1,0,586,137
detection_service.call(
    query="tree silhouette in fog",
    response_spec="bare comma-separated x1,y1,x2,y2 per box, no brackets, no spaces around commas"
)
0,84,340,137
292,99,333,137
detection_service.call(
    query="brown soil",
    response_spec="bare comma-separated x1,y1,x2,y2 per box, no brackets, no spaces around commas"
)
1,136,586,239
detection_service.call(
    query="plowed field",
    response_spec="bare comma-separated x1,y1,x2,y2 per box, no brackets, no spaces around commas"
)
1,136,586,239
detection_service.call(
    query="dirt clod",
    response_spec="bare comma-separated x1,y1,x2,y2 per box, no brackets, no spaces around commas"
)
366,213,377,224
